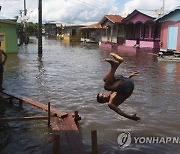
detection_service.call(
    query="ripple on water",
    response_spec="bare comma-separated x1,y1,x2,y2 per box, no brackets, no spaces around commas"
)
2,37,180,153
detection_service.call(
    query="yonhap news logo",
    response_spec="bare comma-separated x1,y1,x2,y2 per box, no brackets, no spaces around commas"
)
117,132,180,148
117,132,132,148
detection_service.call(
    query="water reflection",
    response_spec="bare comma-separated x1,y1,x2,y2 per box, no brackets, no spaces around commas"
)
0,37,180,154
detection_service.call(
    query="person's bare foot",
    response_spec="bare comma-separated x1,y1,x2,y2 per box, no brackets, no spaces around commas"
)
110,53,123,63
105,58,119,67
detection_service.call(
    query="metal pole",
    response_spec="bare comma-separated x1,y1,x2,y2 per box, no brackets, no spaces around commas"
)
23,0,28,44
38,0,42,55
24,0,27,15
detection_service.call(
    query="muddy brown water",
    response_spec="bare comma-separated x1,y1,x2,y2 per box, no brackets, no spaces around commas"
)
0,37,179,154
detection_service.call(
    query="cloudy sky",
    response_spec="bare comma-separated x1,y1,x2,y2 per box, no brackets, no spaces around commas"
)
0,0,180,24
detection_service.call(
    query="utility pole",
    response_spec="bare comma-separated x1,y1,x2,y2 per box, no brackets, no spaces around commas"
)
24,0,28,44
38,0,42,55
24,0,27,15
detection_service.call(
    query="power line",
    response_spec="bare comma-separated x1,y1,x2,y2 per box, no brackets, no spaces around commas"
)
75,0,99,9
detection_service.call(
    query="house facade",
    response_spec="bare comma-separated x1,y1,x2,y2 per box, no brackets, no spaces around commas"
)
123,10,161,49
81,23,106,43
0,19,18,53
157,6,180,52
62,24,85,42
44,22,62,37
99,15,125,44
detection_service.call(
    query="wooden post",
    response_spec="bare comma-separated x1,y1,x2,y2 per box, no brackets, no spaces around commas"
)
48,102,51,127
91,130,98,154
74,111,79,124
54,134,60,154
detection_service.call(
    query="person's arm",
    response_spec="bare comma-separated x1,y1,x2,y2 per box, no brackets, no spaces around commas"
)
108,103,140,121
128,71,139,78
1,50,7,65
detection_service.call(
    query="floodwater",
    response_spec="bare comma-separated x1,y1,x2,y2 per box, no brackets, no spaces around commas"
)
0,37,180,154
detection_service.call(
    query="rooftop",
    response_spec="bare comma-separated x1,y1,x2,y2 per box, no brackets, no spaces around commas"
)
99,15,124,24
156,6,180,21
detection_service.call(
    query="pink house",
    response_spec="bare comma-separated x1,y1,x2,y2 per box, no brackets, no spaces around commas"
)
122,9,161,49
156,6,180,52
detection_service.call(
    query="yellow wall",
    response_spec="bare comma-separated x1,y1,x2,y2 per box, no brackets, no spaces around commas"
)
0,32,6,52
63,35,70,42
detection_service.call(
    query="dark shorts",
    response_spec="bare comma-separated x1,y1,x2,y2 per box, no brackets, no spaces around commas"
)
0,64,3,73
116,78,134,98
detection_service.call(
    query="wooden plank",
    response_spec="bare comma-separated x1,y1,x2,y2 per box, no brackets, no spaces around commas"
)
1,90,86,153
0,116,48,122
51,116,72,154
62,114,86,154
51,115,86,154
91,130,98,154
0,90,68,118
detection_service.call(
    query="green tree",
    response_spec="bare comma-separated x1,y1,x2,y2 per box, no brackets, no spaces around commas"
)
26,22,37,35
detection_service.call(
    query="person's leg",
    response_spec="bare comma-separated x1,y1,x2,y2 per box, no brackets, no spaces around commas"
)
104,59,120,91
103,53,123,82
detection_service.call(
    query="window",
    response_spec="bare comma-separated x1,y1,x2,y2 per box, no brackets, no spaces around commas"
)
72,29,76,36
144,25,149,38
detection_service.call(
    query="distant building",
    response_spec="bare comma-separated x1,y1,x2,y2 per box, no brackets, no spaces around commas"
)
44,22,62,37
156,6,180,52
62,24,85,42
81,23,106,43
0,19,18,53
123,9,161,49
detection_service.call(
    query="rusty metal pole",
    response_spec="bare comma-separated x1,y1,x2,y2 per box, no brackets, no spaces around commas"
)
91,130,98,154
48,102,51,127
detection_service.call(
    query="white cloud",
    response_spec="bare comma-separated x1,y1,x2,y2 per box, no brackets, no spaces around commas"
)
24,0,120,23
0,0,179,23
121,0,180,16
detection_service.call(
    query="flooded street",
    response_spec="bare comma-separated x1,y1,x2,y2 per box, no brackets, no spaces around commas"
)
0,37,180,154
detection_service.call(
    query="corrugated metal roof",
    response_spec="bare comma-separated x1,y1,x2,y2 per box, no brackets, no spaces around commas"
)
0,19,17,25
122,9,159,23
156,6,180,21
137,9,159,18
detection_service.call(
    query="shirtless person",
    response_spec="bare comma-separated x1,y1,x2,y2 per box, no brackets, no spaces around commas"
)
0,48,7,91
97,53,140,121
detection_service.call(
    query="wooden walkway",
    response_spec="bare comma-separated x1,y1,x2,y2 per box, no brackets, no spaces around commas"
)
0,90,86,154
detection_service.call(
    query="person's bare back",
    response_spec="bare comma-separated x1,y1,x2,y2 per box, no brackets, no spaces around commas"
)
97,53,140,121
